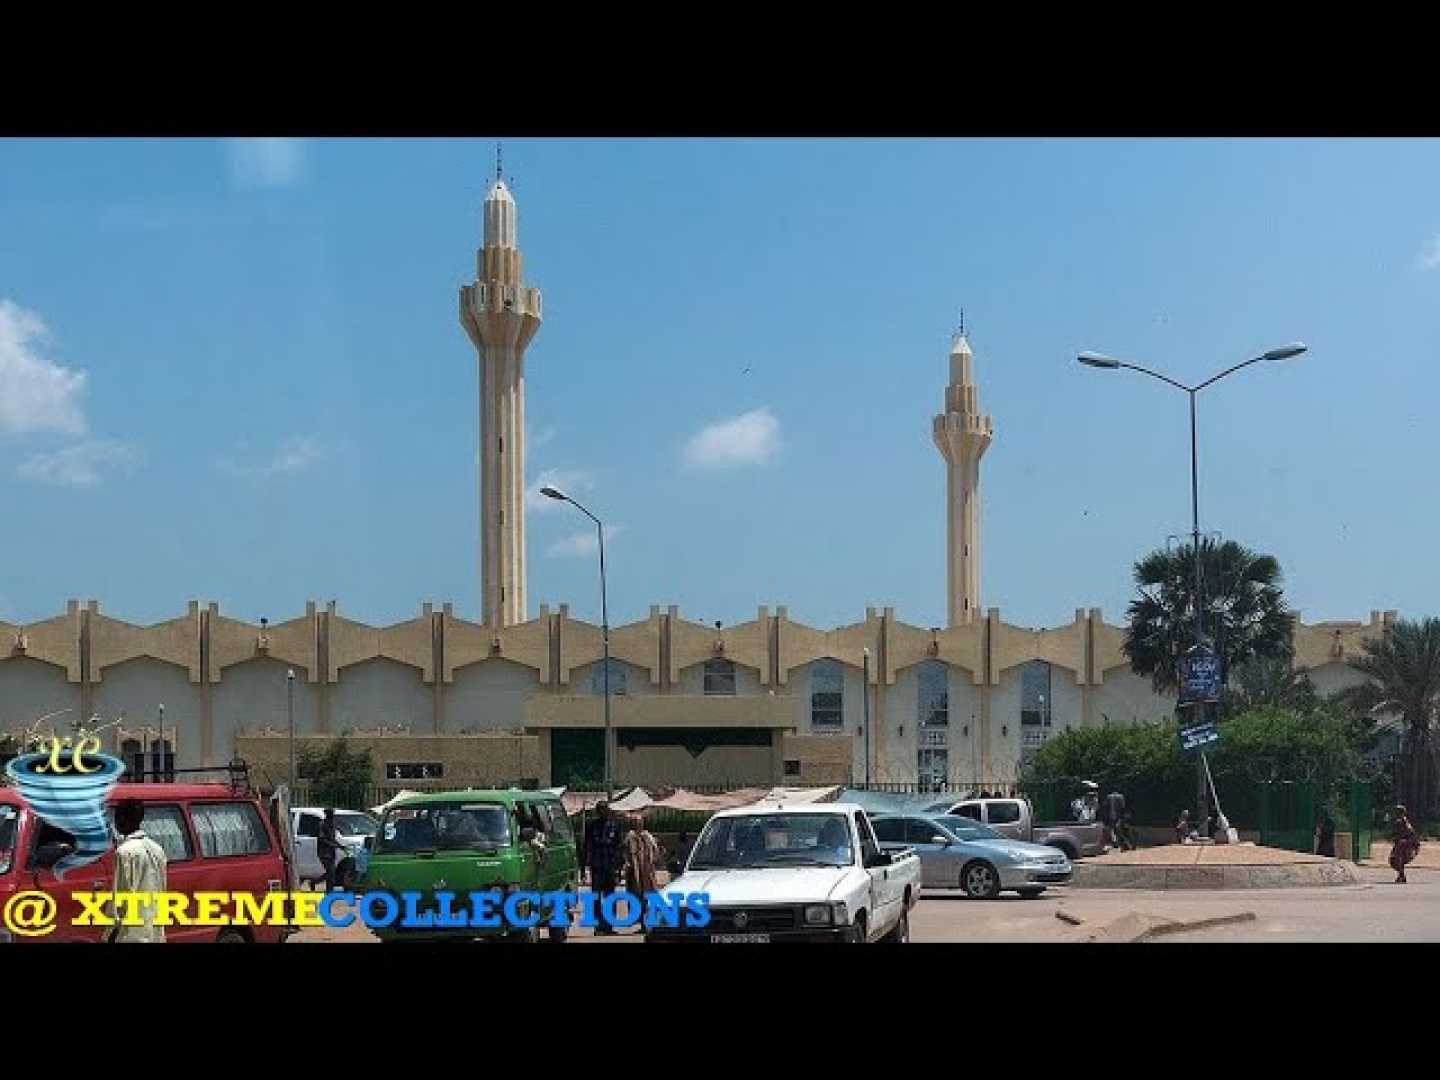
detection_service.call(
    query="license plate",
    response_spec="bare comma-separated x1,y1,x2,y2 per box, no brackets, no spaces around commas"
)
709,933,770,943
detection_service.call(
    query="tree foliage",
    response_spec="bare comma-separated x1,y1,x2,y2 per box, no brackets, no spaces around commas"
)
296,738,374,810
1335,617,1440,822
1022,706,1365,827
1123,538,1294,694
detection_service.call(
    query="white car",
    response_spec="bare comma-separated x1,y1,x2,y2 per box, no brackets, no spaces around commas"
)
649,802,921,943
290,807,377,889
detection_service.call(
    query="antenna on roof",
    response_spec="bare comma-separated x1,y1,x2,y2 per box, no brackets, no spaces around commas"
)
495,142,503,184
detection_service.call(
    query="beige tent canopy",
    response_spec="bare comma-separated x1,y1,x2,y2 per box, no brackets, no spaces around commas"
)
753,785,844,805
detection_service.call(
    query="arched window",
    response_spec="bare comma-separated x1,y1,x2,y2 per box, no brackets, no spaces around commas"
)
150,738,175,783
121,739,144,780
703,659,736,696
590,658,627,696
1021,661,1052,727
917,660,948,727
811,659,843,728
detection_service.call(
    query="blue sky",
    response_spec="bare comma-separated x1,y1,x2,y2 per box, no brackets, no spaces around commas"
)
1,138,1437,631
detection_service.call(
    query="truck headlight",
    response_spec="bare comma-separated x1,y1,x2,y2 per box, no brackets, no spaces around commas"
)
830,902,850,926
803,905,832,925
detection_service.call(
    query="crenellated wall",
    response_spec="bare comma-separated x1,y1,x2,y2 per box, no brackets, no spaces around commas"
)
0,599,1399,784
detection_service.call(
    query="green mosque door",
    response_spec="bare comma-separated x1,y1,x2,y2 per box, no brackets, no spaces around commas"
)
551,729,605,790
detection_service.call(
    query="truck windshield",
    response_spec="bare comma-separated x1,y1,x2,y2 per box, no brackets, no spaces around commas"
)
935,816,1004,841
0,806,16,875
688,813,853,869
378,803,511,853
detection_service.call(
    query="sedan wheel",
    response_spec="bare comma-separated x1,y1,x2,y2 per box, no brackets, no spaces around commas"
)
883,909,910,943
963,861,1002,900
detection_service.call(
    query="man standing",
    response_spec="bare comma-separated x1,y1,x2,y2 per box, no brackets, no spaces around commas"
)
317,807,341,891
583,801,623,935
108,798,168,943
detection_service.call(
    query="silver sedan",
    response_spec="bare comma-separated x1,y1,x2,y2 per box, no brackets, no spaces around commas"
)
872,813,1072,900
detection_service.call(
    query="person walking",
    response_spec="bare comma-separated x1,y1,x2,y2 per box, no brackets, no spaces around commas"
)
1389,805,1421,884
1175,809,1193,844
623,813,661,902
582,801,623,935
317,807,341,891
1313,807,1337,858
106,797,168,943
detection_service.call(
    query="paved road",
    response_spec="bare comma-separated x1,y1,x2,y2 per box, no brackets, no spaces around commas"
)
291,864,1440,943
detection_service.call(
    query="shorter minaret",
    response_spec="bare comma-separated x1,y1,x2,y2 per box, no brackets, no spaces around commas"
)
932,327,993,626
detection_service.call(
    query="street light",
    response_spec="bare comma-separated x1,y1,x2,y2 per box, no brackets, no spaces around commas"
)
287,668,296,796
862,647,872,787
541,485,613,799
1077,341,1307,828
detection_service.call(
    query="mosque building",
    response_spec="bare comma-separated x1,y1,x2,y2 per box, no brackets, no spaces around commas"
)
0,174,1391,792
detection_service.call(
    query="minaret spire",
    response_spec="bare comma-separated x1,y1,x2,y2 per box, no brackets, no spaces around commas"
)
460,158,543,627
933,321,993,626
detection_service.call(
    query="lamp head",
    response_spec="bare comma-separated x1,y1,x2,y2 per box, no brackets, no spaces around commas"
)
1077,351,1121,369
539,486,566,501
1261,343,1307,362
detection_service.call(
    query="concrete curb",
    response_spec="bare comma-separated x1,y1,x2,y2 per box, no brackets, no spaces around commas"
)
1137,912,1258,941
1081,910,1258,943
1071,860,1361,890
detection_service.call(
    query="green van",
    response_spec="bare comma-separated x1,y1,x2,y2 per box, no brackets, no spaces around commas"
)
360,789,579,943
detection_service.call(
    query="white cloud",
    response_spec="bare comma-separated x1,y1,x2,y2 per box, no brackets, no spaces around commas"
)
1418,233,1440,272
225,138,308,189
266,437,321,476
546,525,623,558
217,436,323,479
17,440,141,487
526,468,593,512
683,407,781,469
0,299,87,437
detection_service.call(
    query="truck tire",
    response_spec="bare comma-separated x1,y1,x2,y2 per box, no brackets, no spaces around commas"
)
962,860,1002,900
216,928,249,944
882,908,910,943
848,912,868,943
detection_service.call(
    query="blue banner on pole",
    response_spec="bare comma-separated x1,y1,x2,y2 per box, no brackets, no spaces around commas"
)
1181,651,1222,703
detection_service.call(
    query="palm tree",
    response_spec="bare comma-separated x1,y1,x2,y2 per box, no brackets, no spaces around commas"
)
1227,650,1319,714
1123,538,1294,695
1336,617,1440,823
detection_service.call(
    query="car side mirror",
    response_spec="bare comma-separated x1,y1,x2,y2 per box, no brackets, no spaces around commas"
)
520,826,537,844
931,835,951,846
34,842,72,869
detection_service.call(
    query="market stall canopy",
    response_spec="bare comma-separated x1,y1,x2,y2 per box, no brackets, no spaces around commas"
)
753,785,844,805
608,787,655,813
369,790,421,815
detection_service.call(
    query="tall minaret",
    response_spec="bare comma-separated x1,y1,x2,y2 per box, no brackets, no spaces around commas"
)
459,159,543,627
932,328,993,626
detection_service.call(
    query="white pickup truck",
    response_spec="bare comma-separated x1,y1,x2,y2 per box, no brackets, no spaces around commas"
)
648,802,922,943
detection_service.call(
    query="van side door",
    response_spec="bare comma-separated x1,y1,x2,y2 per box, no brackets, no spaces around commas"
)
23,811,113,943
984,800,1027,841
853,811,896,938
292,810,321,883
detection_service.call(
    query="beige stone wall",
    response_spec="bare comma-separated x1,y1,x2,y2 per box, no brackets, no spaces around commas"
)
0,599,1402,784
234,733,543,790
780,733,854,785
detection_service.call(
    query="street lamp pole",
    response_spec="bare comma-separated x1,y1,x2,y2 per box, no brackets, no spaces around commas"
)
862,647,872,786
1078,343,1307,832
287,668,296,796
541,486,613,799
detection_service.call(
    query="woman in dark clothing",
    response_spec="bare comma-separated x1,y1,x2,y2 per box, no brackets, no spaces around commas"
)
1389,805,1421,884
1313,808,1336,858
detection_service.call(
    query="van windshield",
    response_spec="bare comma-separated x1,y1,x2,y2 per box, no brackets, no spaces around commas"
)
0,806,17,875
334,812,377,838
378,803,511,853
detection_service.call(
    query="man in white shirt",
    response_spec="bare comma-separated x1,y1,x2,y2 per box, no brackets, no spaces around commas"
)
107,798,168,943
